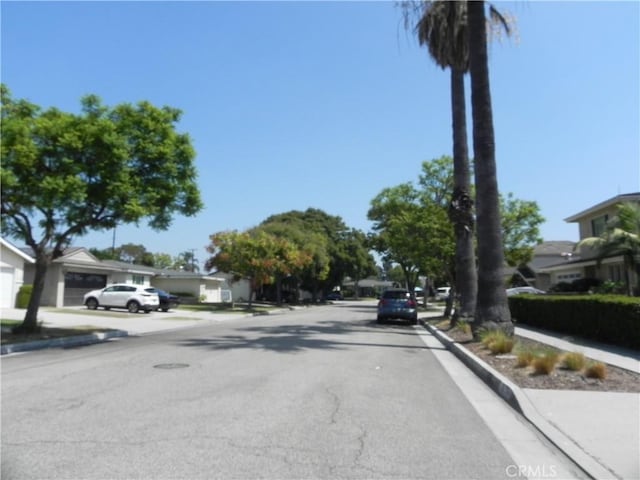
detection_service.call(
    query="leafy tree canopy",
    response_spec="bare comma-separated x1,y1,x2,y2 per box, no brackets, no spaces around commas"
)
260,208,371,295
204,229,312,306
1,85,203,331
368,155,544,290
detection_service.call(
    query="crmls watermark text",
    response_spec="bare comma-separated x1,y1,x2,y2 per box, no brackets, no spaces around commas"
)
506,464,558,478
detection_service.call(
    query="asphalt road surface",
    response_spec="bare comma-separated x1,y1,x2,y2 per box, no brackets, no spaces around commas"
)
2,303,583,479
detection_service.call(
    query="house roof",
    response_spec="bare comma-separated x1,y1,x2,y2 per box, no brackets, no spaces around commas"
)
564,192,640,223
0,238,35,263
153,268,225,282
527,241,577,271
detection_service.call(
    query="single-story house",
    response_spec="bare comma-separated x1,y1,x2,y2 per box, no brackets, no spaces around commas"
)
0,238,35,308
214,272,252,303
342,277,396,297
7,243,227,308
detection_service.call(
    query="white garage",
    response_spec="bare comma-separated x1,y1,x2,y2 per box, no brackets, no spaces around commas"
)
0,238,34,309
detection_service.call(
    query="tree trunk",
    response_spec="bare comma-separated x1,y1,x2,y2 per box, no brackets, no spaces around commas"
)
449,67,477,326
248,277,255,310
276,276,283,305
468,0,513,336
16,257,50,333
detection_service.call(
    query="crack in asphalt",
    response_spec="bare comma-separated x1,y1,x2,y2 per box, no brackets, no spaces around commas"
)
325,386,341,425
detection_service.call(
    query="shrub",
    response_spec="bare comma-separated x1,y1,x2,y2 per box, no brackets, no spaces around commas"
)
480,330,515,355
531,350,559,375
595,280,625,295
508,294,640,349
561,352,587,371
456,321,472,336
515,346,536,368
16,284,33,308
585,362,607,380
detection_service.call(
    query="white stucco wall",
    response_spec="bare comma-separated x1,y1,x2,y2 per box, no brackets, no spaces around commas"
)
0,242,32,308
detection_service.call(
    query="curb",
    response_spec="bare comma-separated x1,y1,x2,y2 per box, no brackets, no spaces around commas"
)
421,320,615,480
0,306,298,355
1,329,129,355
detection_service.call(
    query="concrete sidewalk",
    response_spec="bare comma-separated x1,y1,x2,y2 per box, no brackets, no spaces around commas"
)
424,319,640,480
3,306,639,479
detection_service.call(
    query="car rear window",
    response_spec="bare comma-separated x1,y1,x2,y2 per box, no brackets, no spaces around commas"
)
382,290,410,300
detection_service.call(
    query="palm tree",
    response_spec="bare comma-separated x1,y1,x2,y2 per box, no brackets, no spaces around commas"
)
468,0,513,335
414,1,477,325
577,202,640,296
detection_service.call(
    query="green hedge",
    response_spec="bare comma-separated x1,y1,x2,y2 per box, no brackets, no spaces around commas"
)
16,284,33,309
508,294,640,350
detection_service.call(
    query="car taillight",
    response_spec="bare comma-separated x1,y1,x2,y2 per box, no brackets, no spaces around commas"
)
407,299,416,308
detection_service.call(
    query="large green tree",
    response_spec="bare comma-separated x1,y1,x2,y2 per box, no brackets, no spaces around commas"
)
1,85,203,332
468,1,513,335
173,250,200,272
577,202,640,296
370,156,543,316
261,208,362,299
368,182,453,295
340,228,378,298
500,193,544,267
204,229,311,307
254,221,327,304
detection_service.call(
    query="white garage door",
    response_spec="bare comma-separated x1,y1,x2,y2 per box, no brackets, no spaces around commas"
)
1,267,16,308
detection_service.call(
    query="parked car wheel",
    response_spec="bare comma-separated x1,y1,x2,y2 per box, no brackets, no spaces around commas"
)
86,298,98,310
127,300,140,313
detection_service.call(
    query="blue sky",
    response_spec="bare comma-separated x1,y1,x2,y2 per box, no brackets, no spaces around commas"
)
2,1,639,267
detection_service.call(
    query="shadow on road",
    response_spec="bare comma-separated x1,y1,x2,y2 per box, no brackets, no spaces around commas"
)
175,319,446,354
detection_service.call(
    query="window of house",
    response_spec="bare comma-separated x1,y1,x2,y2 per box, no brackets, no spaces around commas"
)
558,273,582,281
591,215,608,237
132,275,145,285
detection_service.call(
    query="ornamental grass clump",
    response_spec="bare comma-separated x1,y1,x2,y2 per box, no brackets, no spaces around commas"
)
479,330,515,355
531,349,560,375
561,352,587,371
585,362,607,380
456,320,472,336
515,346,536,368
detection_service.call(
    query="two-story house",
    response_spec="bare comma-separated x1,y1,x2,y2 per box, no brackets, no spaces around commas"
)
537,193,640,293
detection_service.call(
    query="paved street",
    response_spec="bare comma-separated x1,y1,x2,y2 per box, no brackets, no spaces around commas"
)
2,303,583,479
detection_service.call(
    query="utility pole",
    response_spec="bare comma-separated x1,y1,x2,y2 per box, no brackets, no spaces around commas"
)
111,225,117,258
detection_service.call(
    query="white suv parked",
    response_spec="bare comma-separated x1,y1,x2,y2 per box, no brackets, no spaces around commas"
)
83,284,160,313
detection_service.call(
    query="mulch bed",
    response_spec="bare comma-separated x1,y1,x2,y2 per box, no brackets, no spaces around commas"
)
435,322,640,393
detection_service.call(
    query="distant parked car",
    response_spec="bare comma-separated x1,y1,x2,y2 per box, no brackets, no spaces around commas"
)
146,288,180,312
377,288,418,324
506,286,546,296
435,287,451,301
84,284,159,313
325,292,344,301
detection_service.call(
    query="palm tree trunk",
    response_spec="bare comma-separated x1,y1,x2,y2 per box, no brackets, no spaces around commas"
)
468,0,513,336
449,67,477,325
